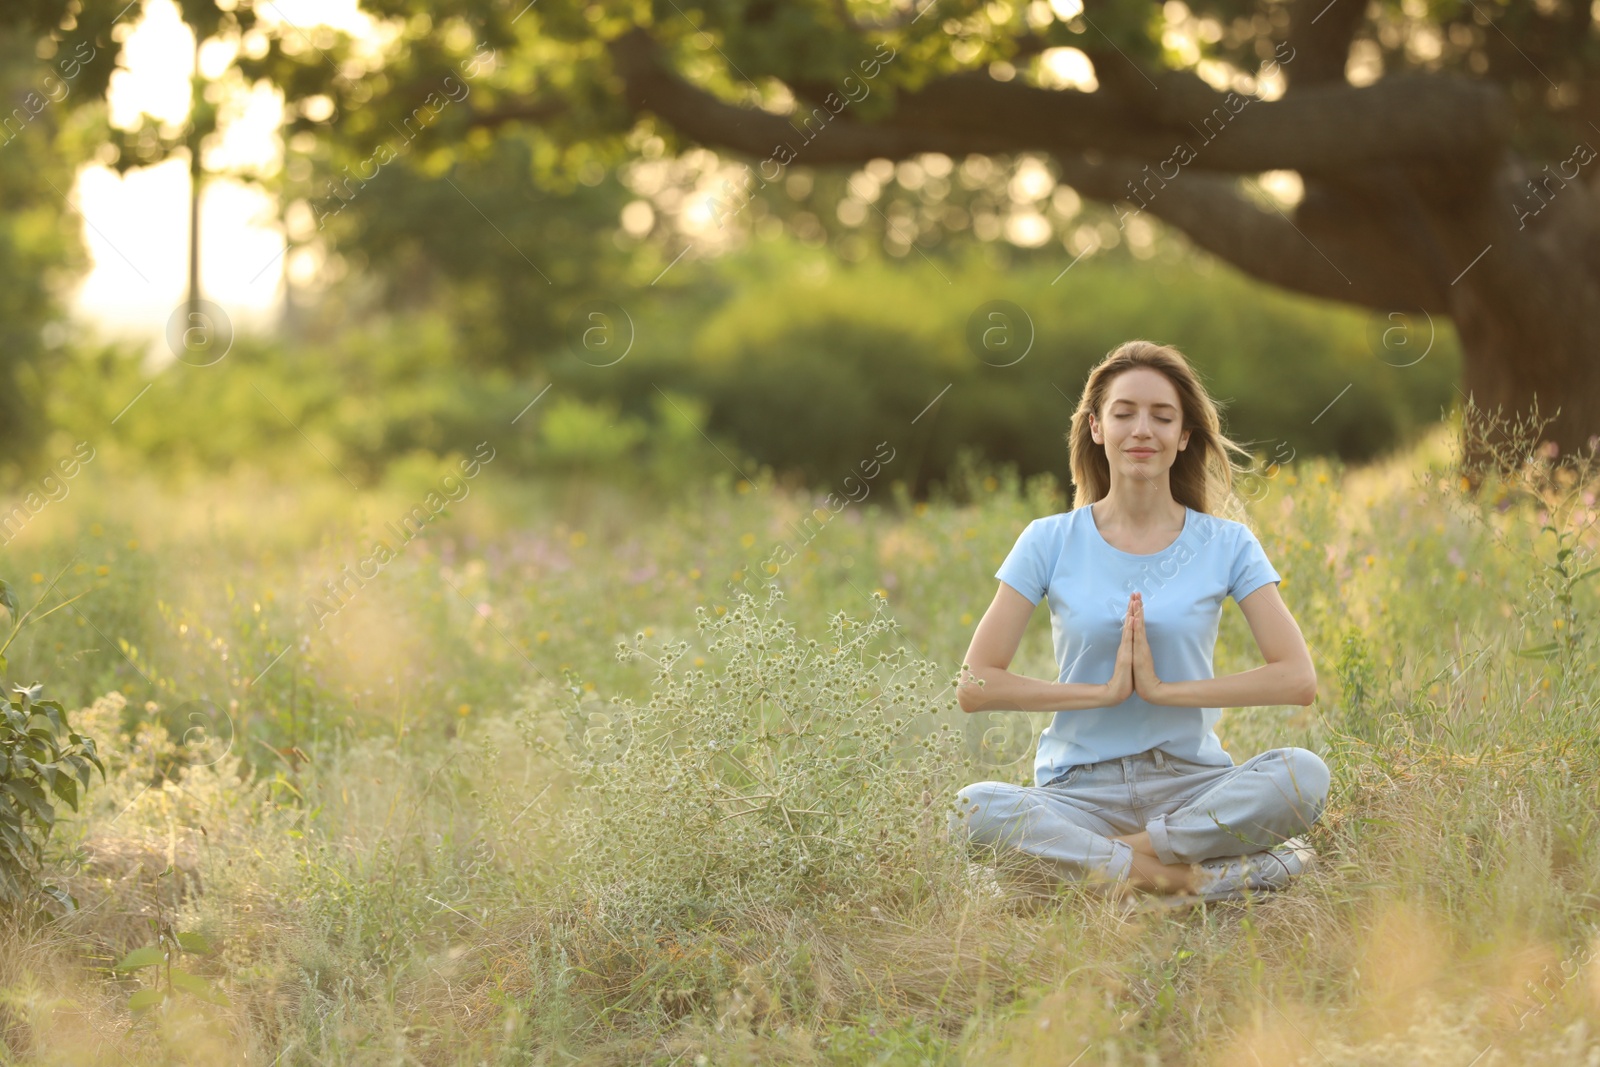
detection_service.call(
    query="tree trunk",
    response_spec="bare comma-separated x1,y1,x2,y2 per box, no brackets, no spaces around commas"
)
1449,148,1600,473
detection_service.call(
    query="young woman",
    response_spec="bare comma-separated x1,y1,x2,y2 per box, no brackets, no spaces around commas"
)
950,340,1330,903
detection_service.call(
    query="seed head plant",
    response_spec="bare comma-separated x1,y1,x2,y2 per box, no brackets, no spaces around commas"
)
556,583,970,927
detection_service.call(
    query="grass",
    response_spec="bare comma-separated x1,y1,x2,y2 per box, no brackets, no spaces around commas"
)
1,404,1599,1065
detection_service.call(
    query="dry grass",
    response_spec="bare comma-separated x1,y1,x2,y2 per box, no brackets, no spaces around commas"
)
2,403,1600,1064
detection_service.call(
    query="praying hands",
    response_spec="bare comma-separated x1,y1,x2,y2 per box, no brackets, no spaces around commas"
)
1110,592,1166,706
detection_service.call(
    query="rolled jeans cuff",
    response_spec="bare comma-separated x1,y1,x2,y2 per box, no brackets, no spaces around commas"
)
1146,812,1181,867
1098,838,1136,884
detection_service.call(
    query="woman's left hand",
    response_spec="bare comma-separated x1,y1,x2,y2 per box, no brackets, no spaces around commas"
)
1130,593,1165,703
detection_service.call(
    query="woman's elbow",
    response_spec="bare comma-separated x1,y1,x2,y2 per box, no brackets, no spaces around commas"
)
956,669,993,714
1297,665,1319,706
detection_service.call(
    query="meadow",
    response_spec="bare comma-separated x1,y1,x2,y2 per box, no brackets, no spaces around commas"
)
1,407,1598,1066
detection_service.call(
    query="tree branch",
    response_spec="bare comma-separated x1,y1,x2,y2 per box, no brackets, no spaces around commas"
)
607,28,1512,175
1051,153,1449,311
1285,0,1368,87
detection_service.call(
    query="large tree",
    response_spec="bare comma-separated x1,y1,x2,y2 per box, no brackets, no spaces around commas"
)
16,0,1597,464
594,0,1600,467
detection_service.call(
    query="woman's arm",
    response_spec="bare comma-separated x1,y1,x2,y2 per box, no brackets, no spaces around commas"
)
1139,583,1317,708
956,582,1132,713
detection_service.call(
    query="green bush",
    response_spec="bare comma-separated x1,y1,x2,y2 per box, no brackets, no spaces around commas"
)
39,245,1459,497
680,251,1460,493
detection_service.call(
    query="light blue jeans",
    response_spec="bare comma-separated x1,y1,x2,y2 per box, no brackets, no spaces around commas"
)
949,746,1331,887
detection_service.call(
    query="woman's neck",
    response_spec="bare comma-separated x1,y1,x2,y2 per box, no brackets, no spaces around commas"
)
1094,484,1184,529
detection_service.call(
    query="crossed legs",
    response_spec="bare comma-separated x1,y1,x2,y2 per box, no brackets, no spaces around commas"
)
950,747,1331,897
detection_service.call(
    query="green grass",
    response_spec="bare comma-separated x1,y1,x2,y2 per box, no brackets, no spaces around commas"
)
1,411,1599,1065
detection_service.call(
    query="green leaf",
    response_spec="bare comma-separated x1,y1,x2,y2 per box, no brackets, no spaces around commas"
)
0,579,16,617
127,987,166,1012
175,931,213,955
39,884,76,912
1516,643,1560,659
169,969,229,1005
3,779,53,828
49,772,77,811
114,945,167,971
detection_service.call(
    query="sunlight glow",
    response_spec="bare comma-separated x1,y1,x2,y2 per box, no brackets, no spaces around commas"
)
70,0,375,344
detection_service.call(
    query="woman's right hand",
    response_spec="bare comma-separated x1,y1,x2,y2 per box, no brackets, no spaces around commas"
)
1102,596,1135,706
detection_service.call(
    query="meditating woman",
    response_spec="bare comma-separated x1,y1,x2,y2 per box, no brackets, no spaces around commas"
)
950,339,1331,903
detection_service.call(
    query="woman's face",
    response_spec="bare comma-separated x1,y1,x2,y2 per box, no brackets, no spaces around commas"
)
1090,368,1190,481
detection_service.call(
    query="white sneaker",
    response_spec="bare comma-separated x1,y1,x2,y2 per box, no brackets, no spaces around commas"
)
1190,836,1318,901
962,862,1006,903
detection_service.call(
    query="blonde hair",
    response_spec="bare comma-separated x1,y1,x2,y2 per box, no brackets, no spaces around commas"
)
1065,339,1253,516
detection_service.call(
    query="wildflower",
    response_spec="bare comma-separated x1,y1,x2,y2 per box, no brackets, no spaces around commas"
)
1316,472,1329,485
29,573,42,584
983,476,998,492
740,533,756,548
90,523,103,536
1364,554,1376,567
737,480,752,493
569,531,587,548
689,568,703,580
960,612,974,626
537,630,551,643
127,539,139,550
457,704,471,717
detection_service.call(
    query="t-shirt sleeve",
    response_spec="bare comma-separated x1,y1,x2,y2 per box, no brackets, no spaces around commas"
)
1229,524,1282,604
994,519,1049,606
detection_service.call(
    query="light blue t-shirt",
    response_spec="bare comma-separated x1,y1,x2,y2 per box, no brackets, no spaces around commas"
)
993,503,1281,786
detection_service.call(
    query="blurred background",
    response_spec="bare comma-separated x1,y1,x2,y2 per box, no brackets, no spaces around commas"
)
2,0,1469,502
